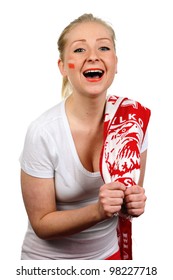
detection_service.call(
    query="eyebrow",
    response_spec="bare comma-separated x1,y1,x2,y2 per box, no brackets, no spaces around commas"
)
97,38,112,41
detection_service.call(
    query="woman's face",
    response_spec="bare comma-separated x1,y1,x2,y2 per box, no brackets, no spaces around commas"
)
58,21,118,97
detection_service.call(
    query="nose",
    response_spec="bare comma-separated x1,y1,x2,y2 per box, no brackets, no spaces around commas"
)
87,49,100,62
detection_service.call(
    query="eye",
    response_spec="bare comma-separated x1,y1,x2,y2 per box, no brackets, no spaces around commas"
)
99,46,110,51
74,48,85,53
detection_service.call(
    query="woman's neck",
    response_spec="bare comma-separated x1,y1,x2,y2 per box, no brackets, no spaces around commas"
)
65,92,107,127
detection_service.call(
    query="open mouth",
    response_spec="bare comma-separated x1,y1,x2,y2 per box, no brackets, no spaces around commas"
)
83,69,104,80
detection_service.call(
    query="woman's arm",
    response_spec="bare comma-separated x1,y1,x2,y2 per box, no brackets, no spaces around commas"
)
138,149,147,187
21,170,125,240
124,150,148,217
21,170,102,240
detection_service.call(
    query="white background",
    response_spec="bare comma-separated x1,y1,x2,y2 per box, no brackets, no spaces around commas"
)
0,0,172,278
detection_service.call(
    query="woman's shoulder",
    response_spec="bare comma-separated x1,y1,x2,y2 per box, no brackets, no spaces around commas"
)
35,100,64,124
27,100,64,133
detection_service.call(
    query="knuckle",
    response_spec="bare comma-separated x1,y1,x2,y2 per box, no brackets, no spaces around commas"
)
99,192,104,199
117,205,122,212
100,197,106,205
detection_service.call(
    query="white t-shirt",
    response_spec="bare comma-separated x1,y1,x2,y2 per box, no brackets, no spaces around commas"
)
20,98,148,260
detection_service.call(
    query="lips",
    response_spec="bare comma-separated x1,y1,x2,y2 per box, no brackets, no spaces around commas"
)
83,68,104,81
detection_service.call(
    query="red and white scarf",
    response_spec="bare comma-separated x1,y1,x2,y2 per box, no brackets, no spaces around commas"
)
100,95,151,260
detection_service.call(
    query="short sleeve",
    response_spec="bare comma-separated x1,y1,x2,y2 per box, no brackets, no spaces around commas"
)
19,122,56,178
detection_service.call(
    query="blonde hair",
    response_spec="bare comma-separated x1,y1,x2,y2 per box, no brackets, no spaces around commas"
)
57,13,116,98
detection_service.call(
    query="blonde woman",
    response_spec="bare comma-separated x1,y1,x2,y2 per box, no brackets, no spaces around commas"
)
20,14,149,260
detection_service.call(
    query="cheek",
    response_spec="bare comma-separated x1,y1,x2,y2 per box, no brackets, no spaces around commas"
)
109,56,118,74
114,63,118,74
68,63,75,69
67,58,75,69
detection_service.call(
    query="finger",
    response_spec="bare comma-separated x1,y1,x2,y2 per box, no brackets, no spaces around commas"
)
100,187,125,197
125,185,145,196
100,183,126,199
99,191,124,207
127,208,145,217
108,189,125,199
108,181,126,191
104,205,122,216
125,201,146,210
125,193,147,203
104,197,124,206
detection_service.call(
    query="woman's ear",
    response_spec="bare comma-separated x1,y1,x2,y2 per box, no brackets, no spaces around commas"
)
58,59,67,77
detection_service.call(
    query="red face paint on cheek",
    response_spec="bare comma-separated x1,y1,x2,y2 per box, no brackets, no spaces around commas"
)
68,63,75,69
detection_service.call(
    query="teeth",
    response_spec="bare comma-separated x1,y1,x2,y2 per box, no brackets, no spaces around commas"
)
83,69,104,79
84,69,103,74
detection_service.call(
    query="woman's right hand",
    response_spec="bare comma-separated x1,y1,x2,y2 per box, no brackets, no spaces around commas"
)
97,181,126,219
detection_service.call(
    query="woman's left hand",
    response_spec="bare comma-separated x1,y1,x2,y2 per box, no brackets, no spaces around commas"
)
124,185,147,217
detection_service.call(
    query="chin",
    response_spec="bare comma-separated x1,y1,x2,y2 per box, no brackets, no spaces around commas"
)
85,91,107,98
